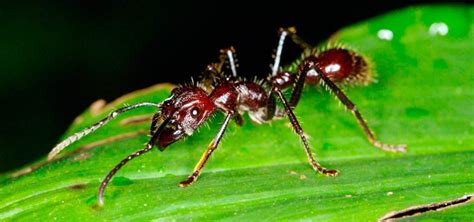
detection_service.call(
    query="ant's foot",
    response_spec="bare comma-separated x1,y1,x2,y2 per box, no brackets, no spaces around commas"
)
179,178,193,188
178,172,199,188
374,141,407,153
322,169,339,176
310,162,339,177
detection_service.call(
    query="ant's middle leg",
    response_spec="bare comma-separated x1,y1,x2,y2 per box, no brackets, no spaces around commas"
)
272,87,338,176
268,30,337,175
274,27,311,108
233,112,244,126
269,27,314,113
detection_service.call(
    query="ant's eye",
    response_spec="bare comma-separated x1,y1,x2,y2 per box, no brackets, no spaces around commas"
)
191,107,200,117
163,99,173,106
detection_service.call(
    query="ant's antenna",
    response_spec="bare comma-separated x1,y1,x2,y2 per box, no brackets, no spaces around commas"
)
48,102,160,160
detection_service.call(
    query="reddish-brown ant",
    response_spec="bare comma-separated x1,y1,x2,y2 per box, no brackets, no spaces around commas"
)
48,27,406,205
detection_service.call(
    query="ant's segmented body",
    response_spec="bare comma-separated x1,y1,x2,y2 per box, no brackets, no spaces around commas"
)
48,28,406,205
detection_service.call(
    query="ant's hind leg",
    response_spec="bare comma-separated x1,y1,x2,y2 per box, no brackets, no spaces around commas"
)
316,69,407,152
271,27,312,76
179,112,233,187
280,27,312,50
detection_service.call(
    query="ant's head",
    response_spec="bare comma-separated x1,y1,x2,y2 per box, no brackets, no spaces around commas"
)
157,87,216,150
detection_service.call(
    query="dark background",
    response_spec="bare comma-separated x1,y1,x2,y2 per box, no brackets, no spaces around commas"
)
0,0,466,172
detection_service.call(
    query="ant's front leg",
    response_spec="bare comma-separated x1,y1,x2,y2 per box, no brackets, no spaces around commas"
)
179,112,233,187
149,112,161,135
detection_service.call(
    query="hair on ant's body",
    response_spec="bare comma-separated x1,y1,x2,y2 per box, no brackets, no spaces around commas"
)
49,28,406,205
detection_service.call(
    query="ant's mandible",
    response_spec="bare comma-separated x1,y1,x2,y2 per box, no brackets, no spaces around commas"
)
48,27,407,205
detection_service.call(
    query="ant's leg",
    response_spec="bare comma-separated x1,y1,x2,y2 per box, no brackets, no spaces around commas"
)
316,68,407,152
200,47,238,91
268,28,298,118
273,88,338,176
219,47,238,77
283,27,312,50
261,92,276,121
282,27,313,108
48,102,160,160
98,117,170,205
271,27,311,76
270,27,309,109
271,29,290,76
150,112,162,135
274,27,314,108
233,113,244,126
289,66,310,108
273,28,406,152
179,112,233,187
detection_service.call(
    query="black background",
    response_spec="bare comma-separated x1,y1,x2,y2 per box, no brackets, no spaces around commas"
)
0,0,467,172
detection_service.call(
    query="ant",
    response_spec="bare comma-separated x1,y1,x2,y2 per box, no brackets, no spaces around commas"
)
48,27,406,205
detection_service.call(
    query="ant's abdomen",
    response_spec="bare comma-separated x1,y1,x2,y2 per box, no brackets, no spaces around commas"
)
300,48,372,85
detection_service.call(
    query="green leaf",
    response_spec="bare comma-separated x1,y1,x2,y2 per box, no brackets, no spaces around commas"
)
1,5,472,221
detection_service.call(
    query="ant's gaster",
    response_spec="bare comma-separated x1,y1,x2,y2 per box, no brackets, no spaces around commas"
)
48,28,406,205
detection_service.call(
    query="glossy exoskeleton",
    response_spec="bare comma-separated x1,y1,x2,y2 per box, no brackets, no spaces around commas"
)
48,28,406,205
